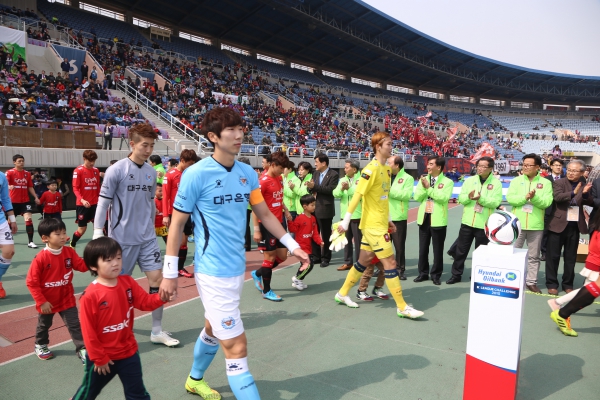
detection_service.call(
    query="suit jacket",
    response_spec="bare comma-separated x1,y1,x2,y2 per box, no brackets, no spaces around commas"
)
588,177,600,222
310,168,339,219
548,177,590,234
545,174,564,217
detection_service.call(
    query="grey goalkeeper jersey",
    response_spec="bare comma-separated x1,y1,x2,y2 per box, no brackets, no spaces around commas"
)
99,158,157,245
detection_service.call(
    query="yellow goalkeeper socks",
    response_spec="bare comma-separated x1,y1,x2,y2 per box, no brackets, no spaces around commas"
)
384,269,408,310
339,262,366,296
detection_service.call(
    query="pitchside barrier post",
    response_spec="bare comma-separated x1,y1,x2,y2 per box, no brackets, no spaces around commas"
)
463,244,527,400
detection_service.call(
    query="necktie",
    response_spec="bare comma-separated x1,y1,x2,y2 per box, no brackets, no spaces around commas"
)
430,177,436,187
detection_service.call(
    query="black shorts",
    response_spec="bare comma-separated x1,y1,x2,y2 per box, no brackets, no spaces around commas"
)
258,222,286,251
12,202,33,216
44,212,62,221
184,216,194,236
76,205,97,227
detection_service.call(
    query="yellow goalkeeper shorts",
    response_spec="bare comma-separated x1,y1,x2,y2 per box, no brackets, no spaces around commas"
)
360,229,394,259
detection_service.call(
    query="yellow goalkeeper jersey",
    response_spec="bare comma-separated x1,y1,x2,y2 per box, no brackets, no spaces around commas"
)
355,159,391,232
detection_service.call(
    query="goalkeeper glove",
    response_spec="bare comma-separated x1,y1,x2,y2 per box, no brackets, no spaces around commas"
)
329,222,348,252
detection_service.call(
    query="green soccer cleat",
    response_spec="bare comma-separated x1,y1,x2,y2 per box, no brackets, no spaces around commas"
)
185,376,221,399
550,309,578,337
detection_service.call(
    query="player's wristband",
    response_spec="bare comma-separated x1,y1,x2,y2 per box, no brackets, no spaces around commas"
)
8,215,16,223
280,233,300,254
340,212,352,231
162,255,179,279
92,228,104,240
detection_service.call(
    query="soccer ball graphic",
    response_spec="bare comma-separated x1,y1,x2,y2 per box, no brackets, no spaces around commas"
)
485,211,521,245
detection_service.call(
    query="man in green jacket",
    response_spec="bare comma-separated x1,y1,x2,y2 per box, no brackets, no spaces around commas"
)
388,155,414,280
507,153,553,293
414,156,454,285
333,159,362,271
447,156,503,284
283,162,301,219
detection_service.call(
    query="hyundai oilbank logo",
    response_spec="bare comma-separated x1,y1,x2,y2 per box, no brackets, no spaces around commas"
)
505,272,517,281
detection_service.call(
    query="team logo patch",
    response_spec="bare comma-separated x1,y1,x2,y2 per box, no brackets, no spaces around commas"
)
269,238,276,247
64,258,72,269
487,184,493,190
126,288,133,304
536,183,543,189
215,179,223,188
398,178,404,184
128,174,135,180
78,214,84,220
239,177,247,186
361,173,371,180
99,301,109,310
383,233,390,242
145,174,152,181
221,316,236,330
438,183,444,189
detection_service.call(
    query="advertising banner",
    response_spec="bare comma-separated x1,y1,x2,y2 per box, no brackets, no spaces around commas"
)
494,160,509,175
0,26,26,62
52,44,86,81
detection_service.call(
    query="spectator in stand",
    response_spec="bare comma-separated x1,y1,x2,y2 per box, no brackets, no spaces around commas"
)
60,58,70,78
80,61,88,82
552,145,562,158
103,120,115,150
445,167,462,183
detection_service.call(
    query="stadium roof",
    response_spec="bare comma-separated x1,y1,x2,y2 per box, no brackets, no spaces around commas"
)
91,0,600,104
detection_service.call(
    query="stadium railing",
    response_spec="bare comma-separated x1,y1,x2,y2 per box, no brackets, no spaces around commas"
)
0,119,96,149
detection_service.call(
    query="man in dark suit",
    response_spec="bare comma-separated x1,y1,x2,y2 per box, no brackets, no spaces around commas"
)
541,158,564,260
545,160,591,295
307,153,339,267
80,61,89,82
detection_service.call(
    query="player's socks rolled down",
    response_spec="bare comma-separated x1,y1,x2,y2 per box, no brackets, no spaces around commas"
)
339,262,366,297
71,231,82,246
226,357,260,399
190,328,219,380
384,269,408,310
25,220,34,242
149,287,163,335
178,247,188,271
559,282,600,319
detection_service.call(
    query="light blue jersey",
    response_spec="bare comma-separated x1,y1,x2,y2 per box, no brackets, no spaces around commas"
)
0,172,14,225
174,157,260,277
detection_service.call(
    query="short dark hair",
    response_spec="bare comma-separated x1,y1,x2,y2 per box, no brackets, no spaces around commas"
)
550,158,564,166
298,161,313,174
314,153,329,166
522,153,542,167
46,179,57,186
156,182,162,187
262,154,272,162
83,149,98,161
199,107,243,145
149,155,162,165
390,156,404,170
427,155,445,171
83,237,122,277
168,158,178,167
129,123,158,143
13,154,24,162
270,151,289,167
300,194,316,207
180,149,199,163
109,159,118,165
477,156,495,169
38,218,66,238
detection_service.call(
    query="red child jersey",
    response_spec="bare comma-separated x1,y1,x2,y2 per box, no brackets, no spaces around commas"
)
40,191,63,214
26,246,88,313
5,168,33,203
155,197,164,227
162,168,182,216
79,275,165,366
72,165,101,205
287,213,322,254
259,174,284,222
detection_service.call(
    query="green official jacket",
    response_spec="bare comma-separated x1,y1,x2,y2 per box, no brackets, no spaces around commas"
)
292,173,312,213
388,168,414,222
414,174,454,227
283,171,301,212
458,174,503,229
153,163,166,184
333,173,362,219
506,174,553,230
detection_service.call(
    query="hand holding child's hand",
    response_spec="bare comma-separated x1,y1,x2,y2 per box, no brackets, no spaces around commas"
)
40,302,52,314
94,360,114,375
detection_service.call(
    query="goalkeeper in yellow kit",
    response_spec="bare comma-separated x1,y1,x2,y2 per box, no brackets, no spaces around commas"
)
333,132,424,318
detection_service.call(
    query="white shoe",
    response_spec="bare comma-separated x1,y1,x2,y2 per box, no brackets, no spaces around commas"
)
397,305,424,319
28,242,38,248
292,276,306,291
335,292,359,308
150,331,180,347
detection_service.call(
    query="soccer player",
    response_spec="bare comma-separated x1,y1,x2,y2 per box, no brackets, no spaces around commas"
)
0,171,18,299
70,150,101,248
6,154,40,248
335,132,424,319
39,180,63,220
251,151,293,301
162,149,199,278
159,107,309,399
92,123,180,347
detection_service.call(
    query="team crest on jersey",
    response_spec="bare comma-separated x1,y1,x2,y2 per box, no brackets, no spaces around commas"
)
438,183,444,189
128,174,135,180
126,288,133,304
215,179,223,188
239,177,247,186
361,173,371,180
64,258,72,269
398,178,404,184
383,233,390,242
145,174,152,181
221,316,236,330
537,183,543,189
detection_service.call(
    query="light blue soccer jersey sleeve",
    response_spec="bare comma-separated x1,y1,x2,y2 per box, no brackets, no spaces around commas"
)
174,158,259,277
0,172,14,225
